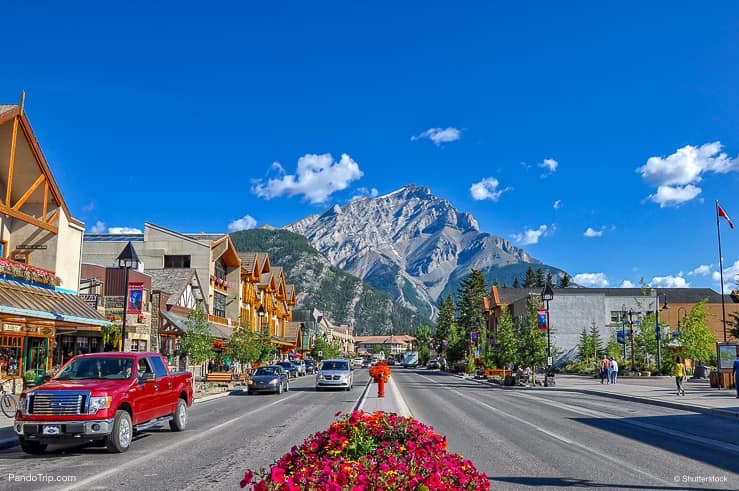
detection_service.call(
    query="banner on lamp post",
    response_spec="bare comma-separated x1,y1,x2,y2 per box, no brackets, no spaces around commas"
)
537,309,548,331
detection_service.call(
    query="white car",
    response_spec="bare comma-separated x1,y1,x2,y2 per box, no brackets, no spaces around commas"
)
316,359,353,391
352,358,364,368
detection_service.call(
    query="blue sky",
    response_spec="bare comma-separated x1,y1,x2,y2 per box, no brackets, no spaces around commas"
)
3,2,738,292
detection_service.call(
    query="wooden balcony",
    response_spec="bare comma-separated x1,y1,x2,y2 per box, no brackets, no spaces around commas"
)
208,314,233,327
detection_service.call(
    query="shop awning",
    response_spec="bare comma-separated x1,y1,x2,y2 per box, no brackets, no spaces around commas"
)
159,310,231,340
0,279,111,327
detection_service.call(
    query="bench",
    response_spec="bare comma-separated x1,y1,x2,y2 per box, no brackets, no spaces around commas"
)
205,372,233,386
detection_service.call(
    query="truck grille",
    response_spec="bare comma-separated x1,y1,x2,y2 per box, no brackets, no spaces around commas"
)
30,392,86,415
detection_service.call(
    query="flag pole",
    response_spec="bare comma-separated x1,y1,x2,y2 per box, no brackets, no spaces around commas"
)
716,200,728,342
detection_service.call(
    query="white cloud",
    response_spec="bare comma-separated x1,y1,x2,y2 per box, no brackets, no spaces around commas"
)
620,280,636,288
712,260,739,292
108,227,143,234
512,225,548,245
553,200,562,209
469,177,512,201
689,265,712,276
252,153,363,205
88,220,106,234
574,273,609,287
637,142,739,207
650,275,689,288
646,184,702,208
584,227,603,238
227,214,257,232
539,158,558,177
411,127,462,145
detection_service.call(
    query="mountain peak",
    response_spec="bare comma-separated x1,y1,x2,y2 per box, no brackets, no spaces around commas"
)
284,184,557,319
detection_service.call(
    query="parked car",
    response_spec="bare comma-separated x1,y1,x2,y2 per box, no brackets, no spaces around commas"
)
352,358,364,368
277,361,298,378
293,359,307,376
14,352,193,454
426,359,440,370
316,359,353,391
387,358,396,366
304,359,316,375
246,365,289,395
361,358,371,368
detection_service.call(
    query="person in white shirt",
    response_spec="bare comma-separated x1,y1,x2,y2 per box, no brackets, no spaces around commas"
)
609,358,619,384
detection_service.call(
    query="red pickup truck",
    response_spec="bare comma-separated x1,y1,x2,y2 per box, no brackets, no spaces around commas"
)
13,352,193,454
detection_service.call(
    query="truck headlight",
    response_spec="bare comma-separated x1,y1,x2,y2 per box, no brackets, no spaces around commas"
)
17,394,28,416
88,396,112,414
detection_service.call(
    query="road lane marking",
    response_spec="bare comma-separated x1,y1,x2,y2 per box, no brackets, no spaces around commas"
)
62,394,300,490
418,374,673,487
388,376,412,417
512,391,739,456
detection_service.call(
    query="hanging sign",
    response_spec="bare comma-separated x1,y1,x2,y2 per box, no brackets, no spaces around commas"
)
537,309,548,331
127,282,144,313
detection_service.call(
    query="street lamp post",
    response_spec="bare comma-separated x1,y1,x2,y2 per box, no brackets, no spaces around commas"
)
116,241,140,352
258,305,267,336
541,284,554,386
621,304,627,361
655,293,669,375
629,308,636,372
676,307,687,337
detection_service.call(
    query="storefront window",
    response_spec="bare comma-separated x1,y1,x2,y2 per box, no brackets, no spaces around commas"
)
130,339,147,352
214,291,226,318
0,335,22,377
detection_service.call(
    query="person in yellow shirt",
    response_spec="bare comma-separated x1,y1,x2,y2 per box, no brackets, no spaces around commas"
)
674,356,686,396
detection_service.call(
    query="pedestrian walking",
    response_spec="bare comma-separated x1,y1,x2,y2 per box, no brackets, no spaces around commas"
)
609,358,618,384
674,356,686,396
600,355,610,384
732,353,739,399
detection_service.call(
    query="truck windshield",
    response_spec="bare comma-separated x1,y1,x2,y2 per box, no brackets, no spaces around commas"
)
55,357,134,380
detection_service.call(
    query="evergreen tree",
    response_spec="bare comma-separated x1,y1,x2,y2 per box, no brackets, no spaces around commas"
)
535,268,545,288
456,270,488,361
517,296,548,369
589,322,604,359
180,305,215,366
493,305,518,369
546,272,554,287
434,294,455,347
557,272,572,288
523,266,537,287
577,327,592,362
512,277,521,288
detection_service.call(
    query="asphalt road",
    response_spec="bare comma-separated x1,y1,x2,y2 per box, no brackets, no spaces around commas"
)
398,369,739,491
3,368,738,490
0,370,370,490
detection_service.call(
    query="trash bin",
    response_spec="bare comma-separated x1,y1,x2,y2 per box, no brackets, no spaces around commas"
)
503,375,516,386
709,370,719,388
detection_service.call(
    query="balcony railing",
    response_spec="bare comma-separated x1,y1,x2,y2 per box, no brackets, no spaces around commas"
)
208,314,232,327
0,257,61,286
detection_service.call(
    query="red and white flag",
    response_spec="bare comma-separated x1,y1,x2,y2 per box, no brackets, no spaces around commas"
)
717,203,734,229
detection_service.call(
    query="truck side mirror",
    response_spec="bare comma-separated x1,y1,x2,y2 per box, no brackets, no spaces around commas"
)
141,372,156,384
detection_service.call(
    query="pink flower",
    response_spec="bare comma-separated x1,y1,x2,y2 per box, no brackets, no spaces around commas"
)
270,466,285,483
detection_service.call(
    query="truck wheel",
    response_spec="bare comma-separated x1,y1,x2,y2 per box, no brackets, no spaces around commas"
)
19,438,47,454
106,410,132,453
170,399,187,432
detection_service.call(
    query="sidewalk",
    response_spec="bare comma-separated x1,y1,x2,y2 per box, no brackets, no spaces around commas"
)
484,373,739,420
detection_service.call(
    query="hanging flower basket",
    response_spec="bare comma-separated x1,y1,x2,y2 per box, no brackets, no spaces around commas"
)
369,360,391,383
0,258,62,286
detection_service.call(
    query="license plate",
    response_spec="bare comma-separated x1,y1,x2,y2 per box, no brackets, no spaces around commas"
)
42,425,61,435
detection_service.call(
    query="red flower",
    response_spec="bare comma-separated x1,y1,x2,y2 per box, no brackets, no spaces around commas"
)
270,466,285,483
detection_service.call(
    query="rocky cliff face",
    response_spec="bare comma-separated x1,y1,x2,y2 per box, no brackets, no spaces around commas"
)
285,185,543,319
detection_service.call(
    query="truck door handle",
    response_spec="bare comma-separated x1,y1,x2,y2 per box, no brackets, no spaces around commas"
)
167,382,173,388
153,384,159,391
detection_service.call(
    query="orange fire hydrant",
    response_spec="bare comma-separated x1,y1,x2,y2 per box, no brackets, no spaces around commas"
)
376,377,385,398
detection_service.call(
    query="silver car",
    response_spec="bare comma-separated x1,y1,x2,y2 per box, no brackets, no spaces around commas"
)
315,359,353,391
247,365,289,394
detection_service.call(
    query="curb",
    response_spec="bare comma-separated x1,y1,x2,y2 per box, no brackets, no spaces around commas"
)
193,389,242,404
354,379,373,412
455,374,739,421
